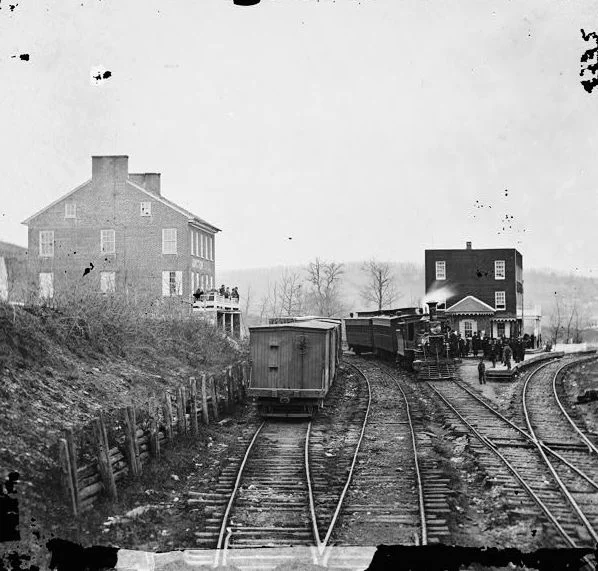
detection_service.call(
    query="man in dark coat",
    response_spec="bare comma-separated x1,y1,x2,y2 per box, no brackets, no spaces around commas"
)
472,333,479,358
478,358,487,384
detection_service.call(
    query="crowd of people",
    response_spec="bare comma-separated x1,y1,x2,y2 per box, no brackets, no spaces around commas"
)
193,284,240,302
445,332,546,385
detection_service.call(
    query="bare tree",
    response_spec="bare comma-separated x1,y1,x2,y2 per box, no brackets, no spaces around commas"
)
259,271,306,321
306,258,345,317
360,259,401,311
549,293,563,344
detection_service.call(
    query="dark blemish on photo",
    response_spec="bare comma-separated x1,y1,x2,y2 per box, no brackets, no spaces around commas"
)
46,539,118,571
11,54,29,61
580,29,598,93
93,70,112,82
0,471,20,542
233,0,261,5
82,262,94,277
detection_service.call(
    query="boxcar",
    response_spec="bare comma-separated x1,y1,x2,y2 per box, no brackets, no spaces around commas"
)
345,317,375,354
248,320,341,418
371,316,402,358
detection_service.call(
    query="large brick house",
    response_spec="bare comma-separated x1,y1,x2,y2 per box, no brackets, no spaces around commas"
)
425,242,524,339
22,155,220,301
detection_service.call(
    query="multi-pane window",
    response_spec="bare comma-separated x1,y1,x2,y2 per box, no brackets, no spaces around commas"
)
39,272,54,298
162,229,177,254
494,260,505,280
199,233,204,258
39,231,54,257
497,322,505,337
140,202,152,216
495,291,506,310
195,232,199,257
463,320,473,338
435,260,446,280
100,229,115,254
65,203,76,218
162,271,182,296
100,271,116,293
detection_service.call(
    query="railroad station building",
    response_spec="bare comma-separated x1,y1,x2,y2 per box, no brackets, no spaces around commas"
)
424,242,530,339
21,155,239,334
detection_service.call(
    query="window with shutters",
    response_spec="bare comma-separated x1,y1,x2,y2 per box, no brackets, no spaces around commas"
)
39,272,54,298
100,229,115,254
162,229,177,254
435,260,446,280
162,271,182,296
39,231,54,257
100,271,116,293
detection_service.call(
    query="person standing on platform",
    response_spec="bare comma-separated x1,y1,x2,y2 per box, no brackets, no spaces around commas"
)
478,358,487,384
504,345,513,370
490,343,497,368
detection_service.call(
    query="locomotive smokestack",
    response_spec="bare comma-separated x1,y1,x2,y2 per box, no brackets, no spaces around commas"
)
427,301,438,320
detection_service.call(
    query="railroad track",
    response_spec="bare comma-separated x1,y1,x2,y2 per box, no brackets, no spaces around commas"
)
185,364,371,569
336,357,452,548
522,357,598,546
427,356,598,553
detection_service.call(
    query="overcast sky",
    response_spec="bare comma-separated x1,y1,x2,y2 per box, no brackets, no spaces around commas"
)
1,0,597,275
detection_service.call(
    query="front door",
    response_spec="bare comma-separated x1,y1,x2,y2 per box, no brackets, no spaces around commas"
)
460,319,477,338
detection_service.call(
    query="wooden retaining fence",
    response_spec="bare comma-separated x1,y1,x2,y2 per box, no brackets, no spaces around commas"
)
58,362,248,516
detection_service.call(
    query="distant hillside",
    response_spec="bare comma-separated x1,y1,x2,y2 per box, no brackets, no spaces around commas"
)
219,262,598,326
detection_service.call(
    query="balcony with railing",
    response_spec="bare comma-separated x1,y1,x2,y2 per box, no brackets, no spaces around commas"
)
192,292,240,312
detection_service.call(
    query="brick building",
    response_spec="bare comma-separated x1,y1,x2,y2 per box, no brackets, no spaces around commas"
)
22,155,220,302
425,242,525,339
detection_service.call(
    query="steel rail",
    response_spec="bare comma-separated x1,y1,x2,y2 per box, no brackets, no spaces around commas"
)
315,363,372,556
523,365,598,545
384,367,428,545
451,369,598,492
427,382,578,547
304,421,322,552
214,421,265,566
552,358,598,455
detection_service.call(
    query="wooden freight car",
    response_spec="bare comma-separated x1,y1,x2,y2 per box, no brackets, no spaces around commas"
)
371,316,402,358
344,317,375,354
248,320,341,418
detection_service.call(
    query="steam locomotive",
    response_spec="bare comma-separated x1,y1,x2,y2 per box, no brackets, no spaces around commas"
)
344,302,456,380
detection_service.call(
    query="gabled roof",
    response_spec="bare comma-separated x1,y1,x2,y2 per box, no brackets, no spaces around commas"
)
446,295,496,314
126,180,220,233
21,179,92,225
21,177,221,233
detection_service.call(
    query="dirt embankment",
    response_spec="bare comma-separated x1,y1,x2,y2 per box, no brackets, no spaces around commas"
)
0,300,242,565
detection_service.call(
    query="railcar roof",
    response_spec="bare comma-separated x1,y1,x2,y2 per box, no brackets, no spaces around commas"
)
250,321,338,332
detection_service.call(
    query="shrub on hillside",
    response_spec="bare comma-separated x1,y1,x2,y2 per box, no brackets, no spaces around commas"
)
0,285,242,369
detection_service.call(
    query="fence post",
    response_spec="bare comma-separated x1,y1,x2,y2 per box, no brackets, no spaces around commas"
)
189,377,199,436
92,414,118,500
177,387,186,435
124,406,141,477
200,373,209,424
62,427,80,514
163,392,174,443
239,362,247,402
59,438,78,516
227,366,235,412
209,376,220,421
148,396,160,459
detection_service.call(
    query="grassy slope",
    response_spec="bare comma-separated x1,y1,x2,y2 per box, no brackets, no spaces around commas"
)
0,300,241,554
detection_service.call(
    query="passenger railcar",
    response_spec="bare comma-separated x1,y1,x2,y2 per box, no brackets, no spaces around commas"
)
248,320,341,418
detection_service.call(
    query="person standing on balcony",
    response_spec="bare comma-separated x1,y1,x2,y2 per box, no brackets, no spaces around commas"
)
193,288,203,301
232,286,239,300
219,284,226,296
225,287,231,299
